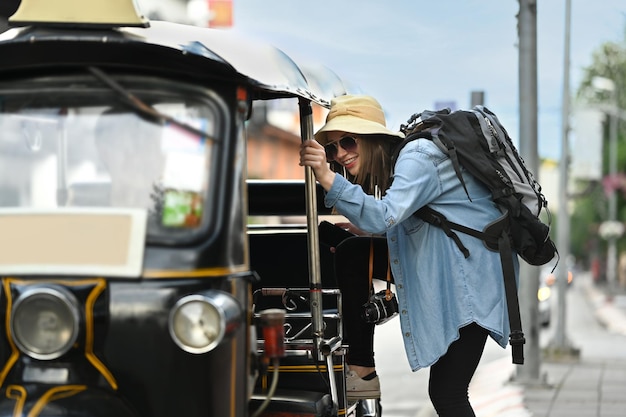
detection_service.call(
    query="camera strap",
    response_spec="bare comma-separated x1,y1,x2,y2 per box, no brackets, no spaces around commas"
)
368,237,393,301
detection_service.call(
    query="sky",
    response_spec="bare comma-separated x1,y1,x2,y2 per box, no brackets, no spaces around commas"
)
230,0,626,161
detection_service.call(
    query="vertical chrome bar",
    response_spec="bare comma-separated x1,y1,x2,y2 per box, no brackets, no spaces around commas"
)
359,399,381,417
326,353,339,405
298,98,324,358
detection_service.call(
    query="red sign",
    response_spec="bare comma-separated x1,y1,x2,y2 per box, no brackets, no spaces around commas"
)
208,0,232,28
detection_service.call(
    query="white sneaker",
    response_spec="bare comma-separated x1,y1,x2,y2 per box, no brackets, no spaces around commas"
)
345,370,381,401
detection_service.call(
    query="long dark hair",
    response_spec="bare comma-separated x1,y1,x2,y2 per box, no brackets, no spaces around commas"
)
330,134,399,196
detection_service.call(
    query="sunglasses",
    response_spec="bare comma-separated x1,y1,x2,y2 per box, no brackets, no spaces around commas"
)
324,136,358,162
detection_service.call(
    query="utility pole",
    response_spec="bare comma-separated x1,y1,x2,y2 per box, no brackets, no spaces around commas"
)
470,90,485,107
607,87,619,291
545,0,579,359
516,0,541,383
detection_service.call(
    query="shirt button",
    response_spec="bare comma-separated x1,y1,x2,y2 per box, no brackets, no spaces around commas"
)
397,284,403,289
405,332,411,337
402,310,407,315
391,236,396,242
393,259,399,264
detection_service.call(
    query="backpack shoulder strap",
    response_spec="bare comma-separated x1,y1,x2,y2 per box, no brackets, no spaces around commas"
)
416,206,503,254
498,231,525,364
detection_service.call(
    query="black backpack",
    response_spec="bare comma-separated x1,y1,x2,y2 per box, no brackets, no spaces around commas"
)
394,106,558,365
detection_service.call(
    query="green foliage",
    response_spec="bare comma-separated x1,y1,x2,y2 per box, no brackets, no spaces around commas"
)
570,31,626,267
577,41,626,110
569,183,607,261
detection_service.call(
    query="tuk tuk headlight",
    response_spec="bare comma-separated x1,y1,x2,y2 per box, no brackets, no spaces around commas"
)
10,287,80,360
169,291,242,354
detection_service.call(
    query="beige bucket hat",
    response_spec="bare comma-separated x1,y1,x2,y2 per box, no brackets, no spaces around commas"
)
314,95,404,145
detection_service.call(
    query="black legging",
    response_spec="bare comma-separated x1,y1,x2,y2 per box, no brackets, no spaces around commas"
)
333,236,390,367
428,322,488,417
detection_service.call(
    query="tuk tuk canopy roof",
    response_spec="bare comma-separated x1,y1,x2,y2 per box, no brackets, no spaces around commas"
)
0,20,349,106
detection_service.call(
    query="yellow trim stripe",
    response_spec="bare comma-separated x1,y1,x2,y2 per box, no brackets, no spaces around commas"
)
266,364,343,372
83,279,118,389
143,265,249,278
1,280,21,388
29,385,87,417
5,384,87,417
6,385,26,417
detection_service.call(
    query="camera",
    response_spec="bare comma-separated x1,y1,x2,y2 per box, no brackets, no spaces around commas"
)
361,290,399,325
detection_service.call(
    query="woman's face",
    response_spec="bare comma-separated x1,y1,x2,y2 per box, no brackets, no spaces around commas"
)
325,131,361,176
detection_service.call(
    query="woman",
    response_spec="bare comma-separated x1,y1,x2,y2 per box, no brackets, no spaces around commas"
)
314,95,402,403
301,95,517,416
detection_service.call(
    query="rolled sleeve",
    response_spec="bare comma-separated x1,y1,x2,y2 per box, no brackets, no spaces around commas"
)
324,174,350,208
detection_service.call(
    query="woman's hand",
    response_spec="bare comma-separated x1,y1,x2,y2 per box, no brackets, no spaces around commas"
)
299,140,336,190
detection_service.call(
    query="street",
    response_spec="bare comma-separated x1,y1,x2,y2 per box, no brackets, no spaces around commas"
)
372,272,626,417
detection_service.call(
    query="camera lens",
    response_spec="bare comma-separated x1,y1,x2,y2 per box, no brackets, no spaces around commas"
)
362,302,382,323
362,290,399,325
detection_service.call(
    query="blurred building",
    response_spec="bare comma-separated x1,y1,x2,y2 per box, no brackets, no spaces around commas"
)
539,159,559,213
246,100,328,180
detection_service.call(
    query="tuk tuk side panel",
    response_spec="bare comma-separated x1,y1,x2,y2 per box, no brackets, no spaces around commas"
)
102,276,253,417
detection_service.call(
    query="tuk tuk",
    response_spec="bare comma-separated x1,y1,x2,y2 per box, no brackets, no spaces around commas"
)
0,0,380,416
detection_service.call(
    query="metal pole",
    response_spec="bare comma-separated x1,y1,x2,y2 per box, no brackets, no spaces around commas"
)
298,98,325,359
516,0,541,382
607,92,619,290
549,0,578,356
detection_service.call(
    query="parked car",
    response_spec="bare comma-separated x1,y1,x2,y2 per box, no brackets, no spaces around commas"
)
538,257,577,327
544,269,573,287
542,258,574,287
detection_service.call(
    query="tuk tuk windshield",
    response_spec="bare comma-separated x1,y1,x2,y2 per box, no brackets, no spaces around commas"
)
0,75,224,242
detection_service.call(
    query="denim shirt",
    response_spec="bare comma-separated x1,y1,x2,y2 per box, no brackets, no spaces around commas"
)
324,139,518,371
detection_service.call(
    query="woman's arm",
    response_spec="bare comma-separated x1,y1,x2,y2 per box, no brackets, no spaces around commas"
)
300,139,443,235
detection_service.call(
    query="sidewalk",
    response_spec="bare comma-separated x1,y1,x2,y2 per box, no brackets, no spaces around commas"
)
415,272,626,417
521,275,626,417
522,359,626,417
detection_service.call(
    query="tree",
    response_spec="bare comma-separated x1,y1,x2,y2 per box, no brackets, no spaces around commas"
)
572,33,626,275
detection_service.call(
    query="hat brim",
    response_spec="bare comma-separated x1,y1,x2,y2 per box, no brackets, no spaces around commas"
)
314,114,404,144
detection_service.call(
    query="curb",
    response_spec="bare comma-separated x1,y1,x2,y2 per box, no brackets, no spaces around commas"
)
581,276,626,336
